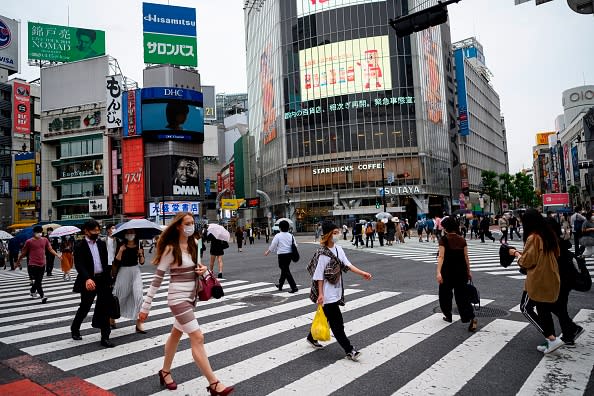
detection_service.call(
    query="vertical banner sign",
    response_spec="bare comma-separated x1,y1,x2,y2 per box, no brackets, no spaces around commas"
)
105,75,123,128
142,2,197,67
229,163,235,192
122,138,145,215
0,15,20,74
123,89,141,137
217,172,222,193
13,82,31,134
571,145,580,184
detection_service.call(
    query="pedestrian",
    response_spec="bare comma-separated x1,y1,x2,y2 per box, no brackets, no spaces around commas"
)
508,214,521,240
112,229,146,334
508,209,562,354
364,221,374,248
235,227,244,252
16,225,61,304
376,219,386,246
580,210,594,258
264,226,270,243
498,214,509,244
105,224,118,329
353,221,365,248
264,220,298,293
415,217,426,242
434,215,442,240
570,206,587,255
342,224,349,240
479,216,495,243
560,214,571,241
425,217,435,242
314,223,322,242
45,227,59,276
403,219,411,239
60,237,74,281
138,212,234,395
436,216,477,331
208,233,229,279
7,236,19,271
470,217,479,239
70,220,114,348
385,219,396,246
305,221,372,359
248,227,255,245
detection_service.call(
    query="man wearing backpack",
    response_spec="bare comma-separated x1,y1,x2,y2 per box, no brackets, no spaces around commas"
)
365,221,375,248
570,206,586,255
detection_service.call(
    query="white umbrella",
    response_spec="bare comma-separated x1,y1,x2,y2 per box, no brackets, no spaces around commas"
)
207,224,231,242
49,226,80,238
113,219,163,240
0,230,13,240
375,212,393,220
274,218,295,228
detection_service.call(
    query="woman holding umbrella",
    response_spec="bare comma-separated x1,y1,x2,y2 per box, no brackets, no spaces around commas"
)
207,224,230,279
60,237,74,281
113,229,146,334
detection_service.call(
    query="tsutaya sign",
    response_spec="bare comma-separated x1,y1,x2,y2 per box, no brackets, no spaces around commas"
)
379,186,422,195
312,162,384,175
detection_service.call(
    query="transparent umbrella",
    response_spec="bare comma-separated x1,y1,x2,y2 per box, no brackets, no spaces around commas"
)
375,212,393,220
274,218,295,228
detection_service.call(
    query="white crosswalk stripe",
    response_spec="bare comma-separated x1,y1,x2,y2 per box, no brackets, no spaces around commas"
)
0,268,592,395
336,239,594,283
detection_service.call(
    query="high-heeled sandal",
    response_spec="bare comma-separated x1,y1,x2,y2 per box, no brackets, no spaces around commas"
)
206,380,234,396
158,370,177,390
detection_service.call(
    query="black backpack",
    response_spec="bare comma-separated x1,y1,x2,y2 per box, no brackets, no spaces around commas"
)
569,252,592,292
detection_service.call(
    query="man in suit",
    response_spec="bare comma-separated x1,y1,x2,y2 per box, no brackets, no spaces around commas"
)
71,220,115,348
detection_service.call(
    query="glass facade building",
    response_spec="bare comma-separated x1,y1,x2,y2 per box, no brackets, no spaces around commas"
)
245,0,457,230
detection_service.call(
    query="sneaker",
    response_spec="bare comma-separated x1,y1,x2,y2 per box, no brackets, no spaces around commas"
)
536,340,548,352
346,349,361,361
30,292,37,299
41,297,48,304
562,325,585,346
306,336,323,350
573,325,585,342
542,338,564,354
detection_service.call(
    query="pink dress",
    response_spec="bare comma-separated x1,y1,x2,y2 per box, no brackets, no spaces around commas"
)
141,250,199,334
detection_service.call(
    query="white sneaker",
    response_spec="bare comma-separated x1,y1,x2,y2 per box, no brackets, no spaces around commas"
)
536,340,548,353
30,292,37,298
542,338,564,354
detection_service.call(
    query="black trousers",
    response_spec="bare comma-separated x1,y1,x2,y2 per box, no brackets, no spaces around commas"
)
377,232,385,246
365,234,374,248
520,291,554,338
71,273,112,340
550,286,578,338
509,226,521,240
574,230,582,255
8,251,17,270
308,302,353,354
45,254,54,275
29,265,45,298
439,277,474,322
277,253,297,291
354,234,364,247
499,229,508,244
480,230,495,242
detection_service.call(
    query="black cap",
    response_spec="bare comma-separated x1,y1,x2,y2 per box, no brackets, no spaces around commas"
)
322,221,338,236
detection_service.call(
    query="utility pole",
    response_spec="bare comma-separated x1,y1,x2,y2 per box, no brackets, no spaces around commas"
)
381,161,387,212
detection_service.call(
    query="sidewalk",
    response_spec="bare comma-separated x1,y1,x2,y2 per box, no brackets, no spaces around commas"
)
0,341,112,396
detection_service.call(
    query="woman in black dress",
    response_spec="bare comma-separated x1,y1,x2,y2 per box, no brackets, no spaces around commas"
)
208,233,228,279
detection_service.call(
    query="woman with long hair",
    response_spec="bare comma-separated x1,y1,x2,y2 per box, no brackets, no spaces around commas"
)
305,221,372,360
60,237,74,281
113,229,146,334
508,208,562,354
138,213,234,395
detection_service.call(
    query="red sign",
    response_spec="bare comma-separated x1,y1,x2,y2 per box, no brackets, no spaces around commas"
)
122,138,145,215
217,172,222,193
542,193,570,206
13,82,31,135
246,197,260,208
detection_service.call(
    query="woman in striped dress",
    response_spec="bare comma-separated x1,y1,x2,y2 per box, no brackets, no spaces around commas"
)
138,212,234,395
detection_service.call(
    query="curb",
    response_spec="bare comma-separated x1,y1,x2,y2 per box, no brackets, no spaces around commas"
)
0,341,113,396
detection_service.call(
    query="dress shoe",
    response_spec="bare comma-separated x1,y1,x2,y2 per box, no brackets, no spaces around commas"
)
158,370,177,390
135,326,147,334
274,283,282,291
100,339,115,348
288,288,298,293
71,333,82,341
217,272,223,279
207,381,234,396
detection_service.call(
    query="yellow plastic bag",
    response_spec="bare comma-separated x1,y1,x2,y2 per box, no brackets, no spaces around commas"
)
311,304,330,341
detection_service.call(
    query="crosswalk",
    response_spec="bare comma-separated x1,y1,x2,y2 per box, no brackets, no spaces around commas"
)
0,268,592,395
337,238,594,283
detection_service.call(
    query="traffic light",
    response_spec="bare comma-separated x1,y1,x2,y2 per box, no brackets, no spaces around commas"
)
375,201,381,209
389,0,461,37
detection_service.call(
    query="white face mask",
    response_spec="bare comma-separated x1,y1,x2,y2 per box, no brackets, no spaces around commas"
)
125,234,135,241
183,225,195,237
34,233,42,238
332,234,341,243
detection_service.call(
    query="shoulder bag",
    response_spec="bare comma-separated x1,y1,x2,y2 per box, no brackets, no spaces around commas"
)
198,270,224,301
466,279,480,308
107,293,121,319
291,236,300,262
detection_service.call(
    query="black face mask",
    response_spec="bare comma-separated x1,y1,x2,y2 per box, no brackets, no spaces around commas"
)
88,233,99,241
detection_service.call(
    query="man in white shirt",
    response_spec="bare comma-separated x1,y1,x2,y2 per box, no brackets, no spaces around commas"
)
570,207,587,255
264,220,298,293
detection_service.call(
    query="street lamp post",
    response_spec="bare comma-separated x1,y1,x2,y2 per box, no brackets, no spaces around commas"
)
447,168,453,215
381,161,387,212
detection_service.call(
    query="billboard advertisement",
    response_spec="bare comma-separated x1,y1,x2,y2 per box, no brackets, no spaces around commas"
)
12,82,30,134
0,15,19,73
454,48,469,136
536,131,555,146
141,87,204,143
261,43,277,144
123,89,142,137
299,35,392,102
28,22,105,63
142,2,197,67
419,26,445,125
149,155,201,198
105,75,123,128
122,138,145,215
14,154,36,223
149,201,199,217
542,193,569,206
201,85,216,121
296,0,384,17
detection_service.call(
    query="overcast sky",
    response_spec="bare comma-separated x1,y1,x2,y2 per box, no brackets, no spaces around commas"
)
3,0,593,173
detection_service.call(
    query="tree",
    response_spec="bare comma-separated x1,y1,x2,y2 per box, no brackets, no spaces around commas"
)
480,170,499,214
513,172,538,208
498,172,514,211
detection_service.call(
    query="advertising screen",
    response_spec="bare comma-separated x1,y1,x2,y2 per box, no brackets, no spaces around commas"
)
141,87,204,142
149,156,201,198
122,138,145,215
0,15,19,73
13,82,30,135
299,35,392,101
296,0,384,17
28,22,105,63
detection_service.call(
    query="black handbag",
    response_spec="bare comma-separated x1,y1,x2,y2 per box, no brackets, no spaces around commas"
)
107,294,121,319
291,236,300,262
466,280,480,308
571,253,592,292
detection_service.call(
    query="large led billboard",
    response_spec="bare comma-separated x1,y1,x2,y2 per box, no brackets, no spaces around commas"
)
299,35,392,101
122,137,145,215
28,22,105,63
0,15,19,74
141,87,204,143
296,0,385,17
149,155,201,198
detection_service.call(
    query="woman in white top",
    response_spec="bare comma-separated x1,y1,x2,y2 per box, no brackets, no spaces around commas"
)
265,220,298,293
138,212,234,395
305,221,372,361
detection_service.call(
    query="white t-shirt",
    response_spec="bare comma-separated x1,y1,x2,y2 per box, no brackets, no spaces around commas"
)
313,245,352,304
107,236,117,266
